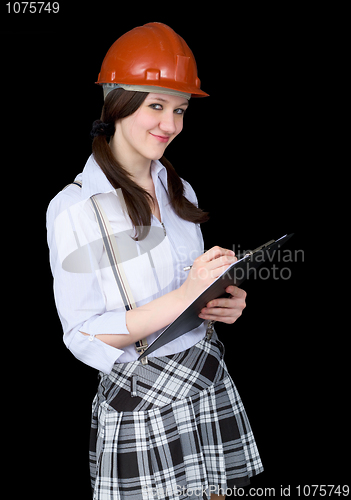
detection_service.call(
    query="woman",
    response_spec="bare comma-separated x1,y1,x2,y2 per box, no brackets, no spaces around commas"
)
47,23,263,499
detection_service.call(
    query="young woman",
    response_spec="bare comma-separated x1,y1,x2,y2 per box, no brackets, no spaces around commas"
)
47,23,263,499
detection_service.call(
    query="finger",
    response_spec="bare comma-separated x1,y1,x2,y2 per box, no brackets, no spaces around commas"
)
206,297,234,309
202,299,246,316
203,294,246,315
201,246,235,263
226,286,247,299
207,254,237,271
192,254,236,283
199,310,242,324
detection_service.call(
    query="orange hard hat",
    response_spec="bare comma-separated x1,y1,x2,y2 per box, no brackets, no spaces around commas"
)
96,22,208,99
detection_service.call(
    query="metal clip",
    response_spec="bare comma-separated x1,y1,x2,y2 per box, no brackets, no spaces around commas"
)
243,239,275,261
140,355,148,365
135,343,149,364
206,320,215,340
131,375,138,397
135,344,147,352
252,239,275,254
136,348,149,365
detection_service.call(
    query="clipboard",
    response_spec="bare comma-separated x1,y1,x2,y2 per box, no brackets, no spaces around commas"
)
138,233,294,360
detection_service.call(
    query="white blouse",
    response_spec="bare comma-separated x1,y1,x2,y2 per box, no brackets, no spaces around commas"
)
46,155,207,373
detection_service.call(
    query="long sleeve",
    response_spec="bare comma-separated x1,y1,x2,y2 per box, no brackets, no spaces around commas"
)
46,187,128,374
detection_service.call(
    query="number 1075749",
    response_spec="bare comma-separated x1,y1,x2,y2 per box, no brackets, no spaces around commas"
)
6,2,60,13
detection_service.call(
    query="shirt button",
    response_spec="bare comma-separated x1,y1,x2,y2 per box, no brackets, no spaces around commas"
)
89,335,94,342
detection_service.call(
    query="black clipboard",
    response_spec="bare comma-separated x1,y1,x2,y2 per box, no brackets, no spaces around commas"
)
138,233,294,360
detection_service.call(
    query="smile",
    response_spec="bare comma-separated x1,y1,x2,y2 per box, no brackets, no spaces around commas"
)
149,133,170,143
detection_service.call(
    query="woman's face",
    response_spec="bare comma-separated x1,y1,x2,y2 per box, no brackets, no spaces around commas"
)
114,92,189,163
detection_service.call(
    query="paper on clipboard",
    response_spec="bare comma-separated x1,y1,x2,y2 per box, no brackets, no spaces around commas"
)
138,233,294,360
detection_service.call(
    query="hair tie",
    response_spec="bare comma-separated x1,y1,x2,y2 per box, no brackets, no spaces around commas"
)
90,120,115,138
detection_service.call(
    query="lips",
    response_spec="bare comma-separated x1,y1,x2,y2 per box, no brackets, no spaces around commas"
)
149,133,170,143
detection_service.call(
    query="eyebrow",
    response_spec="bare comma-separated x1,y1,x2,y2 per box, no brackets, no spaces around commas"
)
149,97,189,107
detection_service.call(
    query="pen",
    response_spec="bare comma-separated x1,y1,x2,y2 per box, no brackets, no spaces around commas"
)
183,265,192,271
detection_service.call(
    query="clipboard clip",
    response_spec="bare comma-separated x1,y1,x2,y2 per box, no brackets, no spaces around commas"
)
243,239,275,260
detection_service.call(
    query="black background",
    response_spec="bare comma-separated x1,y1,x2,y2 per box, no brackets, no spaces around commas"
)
2,5,347,499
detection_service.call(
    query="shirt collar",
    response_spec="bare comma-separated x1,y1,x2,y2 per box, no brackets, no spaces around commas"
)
79,154,168,199
151,158,168,190
80,155,115,199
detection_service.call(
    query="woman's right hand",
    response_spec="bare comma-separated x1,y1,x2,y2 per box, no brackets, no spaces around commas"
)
179,246,237,305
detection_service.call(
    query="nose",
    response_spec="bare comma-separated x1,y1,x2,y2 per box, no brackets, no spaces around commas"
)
159,111,177,136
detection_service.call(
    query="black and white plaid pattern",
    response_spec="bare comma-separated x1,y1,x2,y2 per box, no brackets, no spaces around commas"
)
89,333,263,499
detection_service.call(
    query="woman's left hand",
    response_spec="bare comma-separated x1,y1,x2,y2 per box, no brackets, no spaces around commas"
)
198,285,247,324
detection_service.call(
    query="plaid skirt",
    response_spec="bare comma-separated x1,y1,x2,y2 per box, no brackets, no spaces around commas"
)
89,332,263,499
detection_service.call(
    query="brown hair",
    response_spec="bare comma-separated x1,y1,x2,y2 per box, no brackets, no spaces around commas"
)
91,89,209,239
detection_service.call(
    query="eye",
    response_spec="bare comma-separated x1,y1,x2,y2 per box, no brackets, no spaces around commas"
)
148,103,163,110
174,108,186,115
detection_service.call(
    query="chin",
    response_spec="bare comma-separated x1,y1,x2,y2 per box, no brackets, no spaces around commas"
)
147,149,167,161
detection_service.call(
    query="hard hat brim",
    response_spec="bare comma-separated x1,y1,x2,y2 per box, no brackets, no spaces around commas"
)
96,80,209,99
